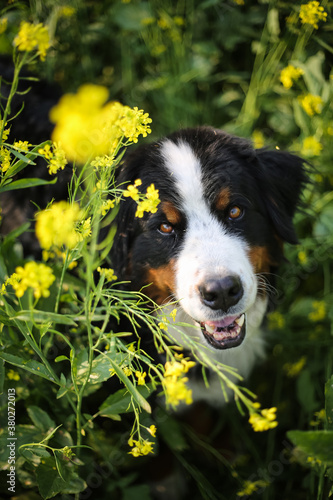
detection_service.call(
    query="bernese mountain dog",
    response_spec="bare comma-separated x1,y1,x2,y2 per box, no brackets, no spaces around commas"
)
111,126,307,404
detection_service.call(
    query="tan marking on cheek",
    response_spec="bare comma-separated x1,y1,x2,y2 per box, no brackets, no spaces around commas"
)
215,187,231,211
144,259,177,305
248,246,273,274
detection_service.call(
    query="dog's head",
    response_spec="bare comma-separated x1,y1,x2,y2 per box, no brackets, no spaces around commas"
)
112,127,307,353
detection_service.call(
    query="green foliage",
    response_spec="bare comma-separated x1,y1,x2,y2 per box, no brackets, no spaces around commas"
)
0,1,332,499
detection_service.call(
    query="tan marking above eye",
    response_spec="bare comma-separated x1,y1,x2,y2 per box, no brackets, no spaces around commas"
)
228,206,243,220
159,222,174,234
215,187,231,211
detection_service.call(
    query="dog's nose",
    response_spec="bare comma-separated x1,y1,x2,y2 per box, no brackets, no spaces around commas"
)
198,276,243,311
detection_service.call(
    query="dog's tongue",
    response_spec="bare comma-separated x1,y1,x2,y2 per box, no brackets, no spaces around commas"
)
200,313,246,349
204,315,239,330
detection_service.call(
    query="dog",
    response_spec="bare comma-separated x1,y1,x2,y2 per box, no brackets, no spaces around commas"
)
111,126,307,405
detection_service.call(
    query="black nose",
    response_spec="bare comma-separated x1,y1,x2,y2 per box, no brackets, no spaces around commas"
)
198,276,244,312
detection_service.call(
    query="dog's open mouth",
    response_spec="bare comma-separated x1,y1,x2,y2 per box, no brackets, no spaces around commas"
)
200,313,246,349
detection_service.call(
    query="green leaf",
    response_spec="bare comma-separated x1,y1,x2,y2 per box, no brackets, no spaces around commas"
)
13,310,77,326
36,456,85,499
154,409,188,452
287,430,333,466
0,177,57,194
108,356,152,414
27,406,56,433
325,376,333,430
0,352,56,383
0,359,4,394
296,369,318,413
0,310,12,326
99,385,152,417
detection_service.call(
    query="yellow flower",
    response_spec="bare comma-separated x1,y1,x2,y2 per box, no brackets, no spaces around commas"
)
123,184,141,201
162,357,195,407
50,85,151,164
91,155,115,169
298,250,308,264
0,147,11,173
280,65,304,89
163,376,193,406
147,425,157,437
39,142,68,175
100,199,115,216
301,136,323,157
13,22,50,60
267,311,285,330
299,94,323,116
135,371,146,385
59,6,76,17
283,356,307,377
0,17,8,35
237,480,268,497
135,184,160,218
7,369,20,381
299,1,327,29
35,201,83,250
128,438,154,457
97,267,118,282
13,140,31,152
11,262,55,299
1,273,20,295
0,120,10,141
170,308,177,321
252,130,265,149
249,407,278,432
308,300,326,322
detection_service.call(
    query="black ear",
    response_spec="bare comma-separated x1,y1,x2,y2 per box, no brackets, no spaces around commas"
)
255,149,308,244
110,145,148,279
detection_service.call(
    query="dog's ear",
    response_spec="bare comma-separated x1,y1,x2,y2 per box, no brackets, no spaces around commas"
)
110,145,147,279
255,149,308,244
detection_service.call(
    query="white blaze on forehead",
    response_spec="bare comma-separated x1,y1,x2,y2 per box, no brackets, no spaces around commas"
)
160,139,207,214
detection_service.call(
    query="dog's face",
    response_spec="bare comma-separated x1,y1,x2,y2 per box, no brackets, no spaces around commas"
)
113,127,306,356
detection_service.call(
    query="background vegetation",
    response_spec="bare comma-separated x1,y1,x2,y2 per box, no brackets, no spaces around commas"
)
0,0,332,499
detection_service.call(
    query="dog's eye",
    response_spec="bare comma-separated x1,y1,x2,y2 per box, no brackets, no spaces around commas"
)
159,223,174,234
228,206,243,220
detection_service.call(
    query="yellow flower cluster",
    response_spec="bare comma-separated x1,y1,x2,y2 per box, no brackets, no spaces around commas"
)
13,22,50,60
280,65,304,89
99,199,115,216
13,140,31,152
5,262,55,300
50,84,152,164
308,300,326,322
35,201,87,250
7,369,20,381
0,17,8,35
38,143,68,175
283,356,307,377
163,356,196,407
128,437,154,457
123,179,160,218
0,146,11,173
267,311,285,330
97,267,118,282
248,405,278,432
301,136,323,157
299,1,327,29
299,93,323,116
237,479,268,497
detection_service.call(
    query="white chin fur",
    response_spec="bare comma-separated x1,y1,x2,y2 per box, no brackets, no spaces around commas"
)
158,297,268,407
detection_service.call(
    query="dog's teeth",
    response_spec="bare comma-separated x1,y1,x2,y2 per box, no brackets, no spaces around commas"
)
213,331,224,341
205,324,215,334
235,314,245,327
